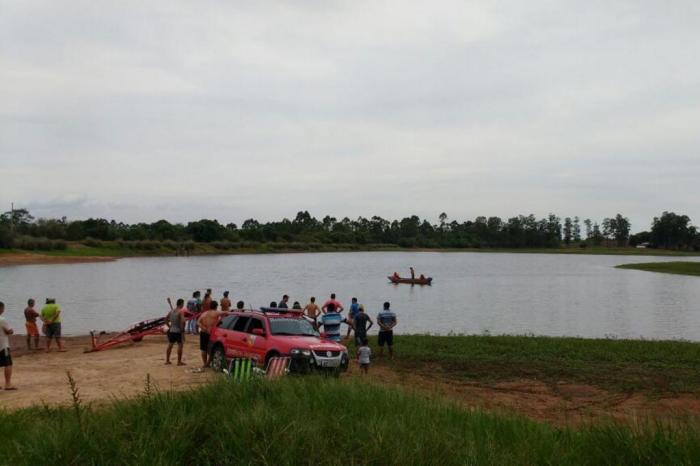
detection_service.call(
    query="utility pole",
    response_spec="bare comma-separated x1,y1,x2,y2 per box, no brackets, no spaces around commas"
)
10,202,14,232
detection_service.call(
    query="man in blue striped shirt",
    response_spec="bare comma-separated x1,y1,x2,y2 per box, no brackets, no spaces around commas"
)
377,302,397,358
318,302,351,343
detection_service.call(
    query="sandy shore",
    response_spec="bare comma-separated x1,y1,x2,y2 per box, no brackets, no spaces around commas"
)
2,334,213,409
0,253,117,267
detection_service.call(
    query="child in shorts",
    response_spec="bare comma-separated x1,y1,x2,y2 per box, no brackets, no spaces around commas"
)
357,338,371,375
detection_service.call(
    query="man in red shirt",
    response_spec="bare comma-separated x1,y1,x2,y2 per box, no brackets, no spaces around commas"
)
322,293,344,314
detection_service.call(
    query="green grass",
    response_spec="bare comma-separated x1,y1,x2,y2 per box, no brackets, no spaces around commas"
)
1,376,699,465
389,335,700,394
616,262,700,277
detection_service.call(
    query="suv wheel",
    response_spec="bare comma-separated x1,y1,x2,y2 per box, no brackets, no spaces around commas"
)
210,346,226,372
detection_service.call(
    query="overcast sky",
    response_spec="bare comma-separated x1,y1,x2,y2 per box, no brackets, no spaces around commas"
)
1,1,698,231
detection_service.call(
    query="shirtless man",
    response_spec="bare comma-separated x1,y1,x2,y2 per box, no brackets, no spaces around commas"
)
220,291,232,312
24,299,40,350
304,297,320,327
197,300,230,368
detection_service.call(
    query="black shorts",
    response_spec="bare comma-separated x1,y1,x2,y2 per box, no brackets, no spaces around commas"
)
167,332,183,344
199,332,210,352
46,323,61,338
378,331,393,347
0,348,12,367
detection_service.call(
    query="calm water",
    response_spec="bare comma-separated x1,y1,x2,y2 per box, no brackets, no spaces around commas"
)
1,252,699,340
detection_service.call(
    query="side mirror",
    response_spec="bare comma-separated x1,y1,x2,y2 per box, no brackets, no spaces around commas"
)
252,328,266,337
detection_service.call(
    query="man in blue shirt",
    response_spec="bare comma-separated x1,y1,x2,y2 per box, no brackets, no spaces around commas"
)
377,301,397,358
318,302,351,343
346,297,359,338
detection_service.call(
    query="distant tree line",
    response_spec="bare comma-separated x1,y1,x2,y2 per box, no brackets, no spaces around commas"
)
0,208,698,251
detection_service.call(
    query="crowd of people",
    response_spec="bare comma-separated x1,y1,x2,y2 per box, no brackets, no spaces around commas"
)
162,290,399,373
0,289,400,390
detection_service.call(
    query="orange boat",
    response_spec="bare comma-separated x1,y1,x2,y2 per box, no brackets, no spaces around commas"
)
388,275,433,285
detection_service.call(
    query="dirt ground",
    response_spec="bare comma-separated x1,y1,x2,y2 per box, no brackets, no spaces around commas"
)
0,253,116,267
3,334,700,426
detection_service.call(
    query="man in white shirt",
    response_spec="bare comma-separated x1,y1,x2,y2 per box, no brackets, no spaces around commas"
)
0,301,16,390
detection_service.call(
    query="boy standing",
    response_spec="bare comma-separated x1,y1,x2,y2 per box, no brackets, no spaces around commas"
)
24,298,41,350
0,302,16,390
357,338,371,375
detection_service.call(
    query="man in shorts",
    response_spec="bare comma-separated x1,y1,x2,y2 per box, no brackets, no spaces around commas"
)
304,297,320,328
197,300,230,368
377,301,397,358
0,302,16,390
24,298,41,350
318,302,352,343
220,291,232,312
165,298,186,366
40,298,64,352
353,305,373,351
346,297,360,337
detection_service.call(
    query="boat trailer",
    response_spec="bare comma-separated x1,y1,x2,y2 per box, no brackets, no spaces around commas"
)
86,316,167,353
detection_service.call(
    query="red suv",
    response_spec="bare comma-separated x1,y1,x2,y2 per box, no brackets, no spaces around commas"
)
208,310,349,374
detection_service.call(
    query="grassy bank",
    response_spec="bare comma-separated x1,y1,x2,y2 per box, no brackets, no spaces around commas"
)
3,242,700,259
2,376,699,465
616,261,700,277
389,335,700,394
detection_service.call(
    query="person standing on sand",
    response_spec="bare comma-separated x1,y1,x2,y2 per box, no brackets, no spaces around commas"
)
318,302,352,343
377,301,397,358
346,297,360,338
353,305,373,350
0,302,17,390
40,298,64,352
197,300,230,368
165,298,186,366
185,291,201,335
304,297,320,327
220,291,232,312
24,299,41,350
322,293,343,314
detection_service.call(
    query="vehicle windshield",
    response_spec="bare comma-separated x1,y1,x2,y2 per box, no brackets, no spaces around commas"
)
269,318,319,337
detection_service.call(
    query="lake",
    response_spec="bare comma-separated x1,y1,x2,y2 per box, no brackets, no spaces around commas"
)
1,252,699,340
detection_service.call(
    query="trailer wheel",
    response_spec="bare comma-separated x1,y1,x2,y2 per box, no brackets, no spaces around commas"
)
210,346,226,372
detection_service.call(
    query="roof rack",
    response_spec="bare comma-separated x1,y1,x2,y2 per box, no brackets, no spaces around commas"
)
259,307,305,315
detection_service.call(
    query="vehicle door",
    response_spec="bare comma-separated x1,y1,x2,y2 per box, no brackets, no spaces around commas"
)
212,314,238,357
226,316,251,359
242,316,269,364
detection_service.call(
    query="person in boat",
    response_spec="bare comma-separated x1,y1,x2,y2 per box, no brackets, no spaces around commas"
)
392,272,400,280
317,302,352,343
322,293,344,314
220,291,231,312
304,297,320,327
419,274,426,281
197,300,230,369
410,267,415,279
165,298,186,366
278,295,289,309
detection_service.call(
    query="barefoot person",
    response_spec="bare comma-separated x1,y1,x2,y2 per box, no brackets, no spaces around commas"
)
318,302,352,343
40,298,64,352
353,305,373,350
357,338,371,375
346,297,360,338
377,301,397,358
197,300,229,368
24,299,40,350
165,298,186,366
0,302,16,390
220,291,232,312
